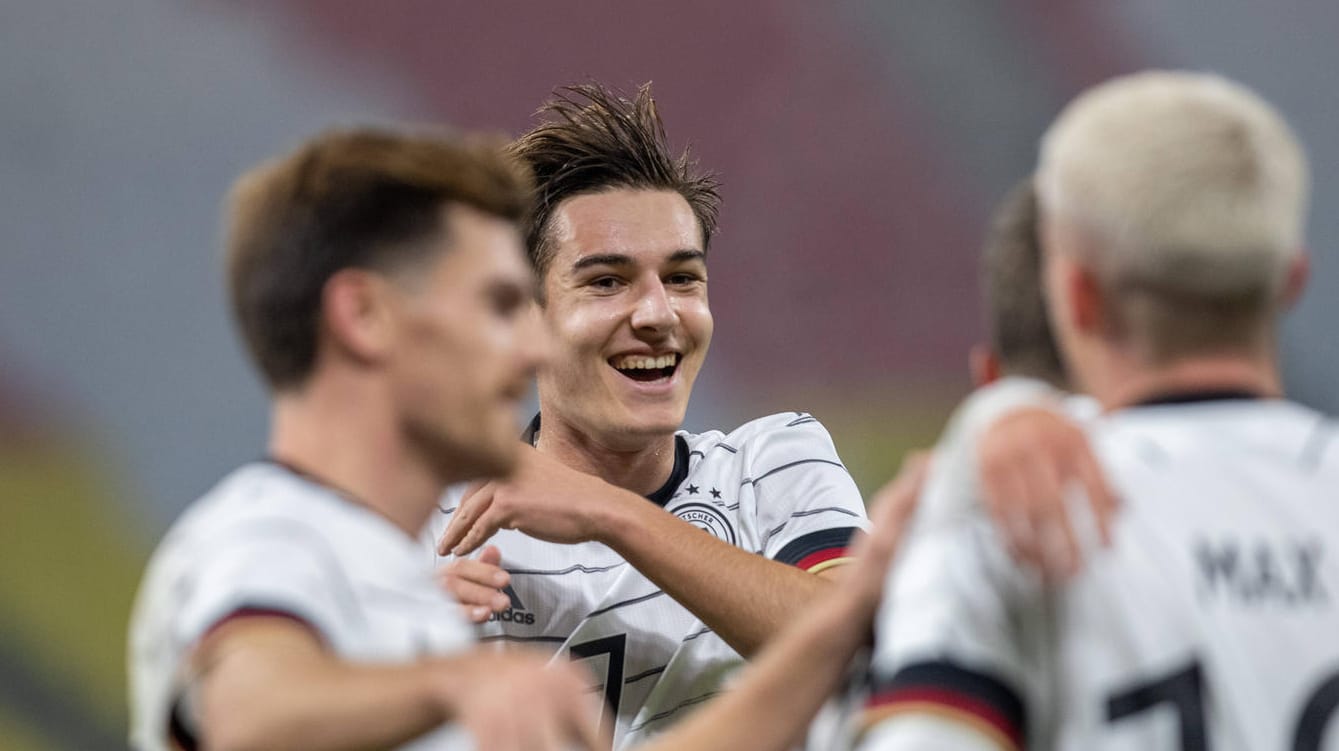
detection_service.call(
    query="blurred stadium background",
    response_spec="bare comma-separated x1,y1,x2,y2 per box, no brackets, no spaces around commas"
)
1,1,1336,748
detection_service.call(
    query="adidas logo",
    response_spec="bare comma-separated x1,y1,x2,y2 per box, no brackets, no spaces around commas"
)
488,583,536,625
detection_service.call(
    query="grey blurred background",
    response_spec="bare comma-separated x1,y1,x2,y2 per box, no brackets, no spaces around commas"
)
1,2,1335,747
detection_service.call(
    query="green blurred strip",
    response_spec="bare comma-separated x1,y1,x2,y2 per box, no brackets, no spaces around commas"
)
0,700,57,751
0,617,125,750
0,446,148,744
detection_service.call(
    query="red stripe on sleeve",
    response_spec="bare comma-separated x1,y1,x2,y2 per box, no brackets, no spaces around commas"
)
201,607,324,643
867,686,1023,749
795,546,848,571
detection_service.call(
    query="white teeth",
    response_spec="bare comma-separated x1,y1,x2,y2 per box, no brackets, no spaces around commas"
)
614,354,679,370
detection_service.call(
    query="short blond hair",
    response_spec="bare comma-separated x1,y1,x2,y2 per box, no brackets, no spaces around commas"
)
1038,71,1308,300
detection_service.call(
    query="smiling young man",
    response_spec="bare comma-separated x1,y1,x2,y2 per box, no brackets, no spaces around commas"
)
432,84,869,747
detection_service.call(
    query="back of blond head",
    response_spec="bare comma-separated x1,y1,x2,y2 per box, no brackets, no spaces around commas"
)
1037,70,1308,300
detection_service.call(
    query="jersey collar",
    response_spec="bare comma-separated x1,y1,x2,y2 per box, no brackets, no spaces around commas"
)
523,413,689,508
1132,388,1265,408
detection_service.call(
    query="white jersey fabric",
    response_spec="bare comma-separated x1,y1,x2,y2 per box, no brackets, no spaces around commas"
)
129,461,475,751
429,412,868,748
862,387,1339,751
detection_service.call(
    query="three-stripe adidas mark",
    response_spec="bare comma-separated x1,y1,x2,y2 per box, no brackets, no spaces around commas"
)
488,583,536,625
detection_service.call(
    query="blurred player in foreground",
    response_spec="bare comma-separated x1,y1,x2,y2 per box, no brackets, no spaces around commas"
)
861,70,1337,750
432,83,871,747
128,129,605,751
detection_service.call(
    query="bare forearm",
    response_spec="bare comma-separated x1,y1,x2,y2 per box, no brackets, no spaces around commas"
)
600,499,833,656
640,588,868,751
201,650,447,751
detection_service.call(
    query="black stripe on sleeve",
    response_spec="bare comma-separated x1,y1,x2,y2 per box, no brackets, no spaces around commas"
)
743,458,848,486
867,660,1026,748
772,527,859,566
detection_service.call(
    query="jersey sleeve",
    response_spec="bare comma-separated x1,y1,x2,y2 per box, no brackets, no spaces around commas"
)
176,519,351,649
749,414,869,573
858,385,1057,751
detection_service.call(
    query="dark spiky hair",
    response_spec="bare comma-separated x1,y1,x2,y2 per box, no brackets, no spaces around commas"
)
508,82,721,281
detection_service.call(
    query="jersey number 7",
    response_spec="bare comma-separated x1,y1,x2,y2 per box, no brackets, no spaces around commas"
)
570,634,627,743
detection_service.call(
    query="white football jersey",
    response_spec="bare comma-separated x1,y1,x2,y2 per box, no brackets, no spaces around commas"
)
863,393,1339,751
129,461,475,751
429,412,868,748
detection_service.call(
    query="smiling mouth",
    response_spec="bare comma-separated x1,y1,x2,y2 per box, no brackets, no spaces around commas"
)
609,353,680,383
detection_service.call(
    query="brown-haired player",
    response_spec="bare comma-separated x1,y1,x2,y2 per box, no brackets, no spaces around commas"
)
430,83,1118,747
431,83,871,747
128,127,605,751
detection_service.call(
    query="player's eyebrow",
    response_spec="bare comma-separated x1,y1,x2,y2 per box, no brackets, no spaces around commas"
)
571,253,633,271
666,249,707,265
571,249,706,272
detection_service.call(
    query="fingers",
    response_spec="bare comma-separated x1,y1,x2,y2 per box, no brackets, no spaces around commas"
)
441,574,509,615
845,450,931,594
478,544,503,568
438,484,495,555
1073,443,1120,546
448,550,510,588
979,407,1120,579
865,450,931,543
454,510,504,557
555,664,609,751
996,461,1043,569
1016,447,1078,579
437,546,510,623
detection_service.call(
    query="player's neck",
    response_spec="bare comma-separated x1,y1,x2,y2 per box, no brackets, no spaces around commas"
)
267,377,443,538
1085,350,1283,411
534,415,677,498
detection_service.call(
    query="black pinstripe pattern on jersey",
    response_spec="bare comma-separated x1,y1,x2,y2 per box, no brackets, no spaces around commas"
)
786,415,818,427
583,590,667,619
743,458,848,486
508,562,627,576
479,634,569,644
627,692,720,732
624,665,667,685
681,627,714,642
688,441,739,460
759,507,865,551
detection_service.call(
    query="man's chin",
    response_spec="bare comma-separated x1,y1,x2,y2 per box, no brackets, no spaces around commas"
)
607,407,686,442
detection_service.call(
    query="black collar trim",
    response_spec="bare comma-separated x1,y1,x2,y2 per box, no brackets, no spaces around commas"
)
523,413,689,508
1133,389,1265,408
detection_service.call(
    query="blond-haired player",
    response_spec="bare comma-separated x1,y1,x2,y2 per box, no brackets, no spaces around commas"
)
861,71,1334,751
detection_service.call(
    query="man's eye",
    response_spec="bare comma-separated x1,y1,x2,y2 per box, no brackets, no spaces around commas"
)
590,276,622,289
668,273,703,285
492,292,522,317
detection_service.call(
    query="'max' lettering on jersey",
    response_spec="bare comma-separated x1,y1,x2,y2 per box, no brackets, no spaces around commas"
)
1195,537,1327,606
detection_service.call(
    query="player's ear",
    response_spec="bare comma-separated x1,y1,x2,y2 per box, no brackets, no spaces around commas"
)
1066,262,1106,335
1280,251,1309,310
321,269,396,366
969,343,1002,387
